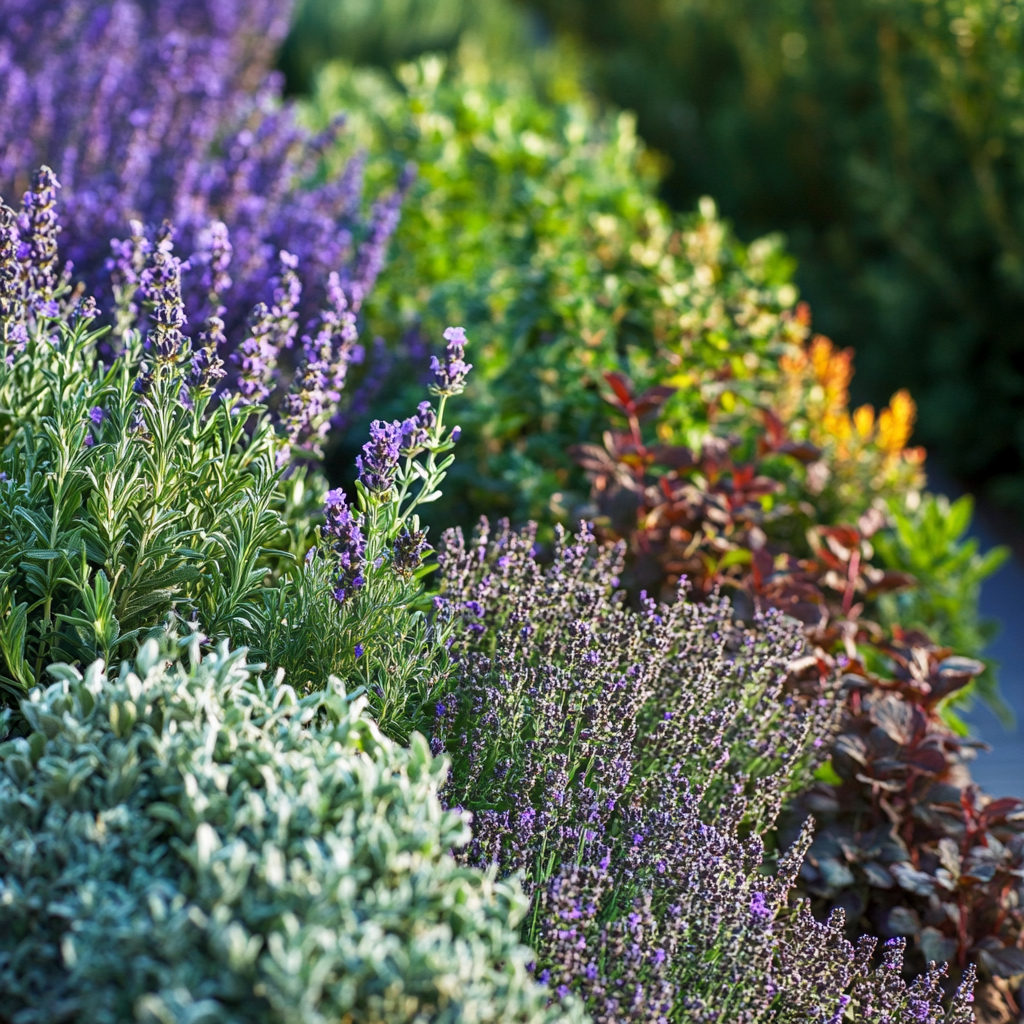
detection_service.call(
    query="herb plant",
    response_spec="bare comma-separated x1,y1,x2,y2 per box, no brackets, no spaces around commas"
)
0,169,463,739
0,0,409,358
430,518,978,1022
0,638,578,1024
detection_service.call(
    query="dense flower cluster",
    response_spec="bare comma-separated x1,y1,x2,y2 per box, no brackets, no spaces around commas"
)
0,0,410,367
430,324,472,396
323,487,366,604
357,419,403,495
432,519,978,1022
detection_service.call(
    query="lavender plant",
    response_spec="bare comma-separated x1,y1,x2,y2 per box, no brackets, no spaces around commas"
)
263,326,472,736
432,519,978,1022
0,0,409,359
0,170,462,737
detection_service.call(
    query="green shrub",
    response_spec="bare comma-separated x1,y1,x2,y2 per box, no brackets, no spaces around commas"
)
0,172,465,736
518,0,1024,513
290,0,1024,509
308,45,799,530
0,639,578,1024
306,48,1006,687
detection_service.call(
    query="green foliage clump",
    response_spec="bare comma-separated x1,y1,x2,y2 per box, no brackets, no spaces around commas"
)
289,0,1024,510
0,640,577,1024
874,493,1010,700
519,0,1024,512
0,179,461,731
309,45,798,529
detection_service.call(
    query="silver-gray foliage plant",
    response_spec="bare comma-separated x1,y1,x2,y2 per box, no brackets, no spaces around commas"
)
0,639,580,1024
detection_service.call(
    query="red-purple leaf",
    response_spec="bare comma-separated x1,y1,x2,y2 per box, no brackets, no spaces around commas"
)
633,385,676,418
650,443,697,470
602,371,635,409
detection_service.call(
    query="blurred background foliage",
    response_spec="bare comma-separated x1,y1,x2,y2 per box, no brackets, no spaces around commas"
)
282,0,1024,521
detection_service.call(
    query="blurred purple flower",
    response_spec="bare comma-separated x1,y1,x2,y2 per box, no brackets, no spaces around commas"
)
430,326,472,396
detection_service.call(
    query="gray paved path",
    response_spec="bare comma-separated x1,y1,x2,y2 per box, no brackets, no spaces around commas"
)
961,519,1024,798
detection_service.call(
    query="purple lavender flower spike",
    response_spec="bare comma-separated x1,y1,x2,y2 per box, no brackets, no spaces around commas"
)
322,272,360,395
278,327,333,458
231,251,300,405
107,219,150,336
0,203,21,343
182,315,227,409
233,302,277,405
392,527,428,579
278,274,361,458
141,220,186,364
18,166,61,313
399,401,436,454
349,162,415,300
430,326,472,396
322,487,365,606
356,420,403,496
0,0,405,358
193,219,232,313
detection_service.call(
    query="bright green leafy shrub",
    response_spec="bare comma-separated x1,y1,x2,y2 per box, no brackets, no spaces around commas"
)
305,37,1007,691
874,493,1010,695
0,639,577,1024
290,0,1024,511
309,46,799,529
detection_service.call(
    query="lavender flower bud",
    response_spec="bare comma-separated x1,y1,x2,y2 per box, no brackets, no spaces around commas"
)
234,302,277,404
322,488,365,606
430,326,472,396
0,204,21,331
181,317,227,410
232,252,301,405
392,527,428,579
399,401,437,454
141,221,186,364
19,166,60,313
193,220,233,312
357,420,403,496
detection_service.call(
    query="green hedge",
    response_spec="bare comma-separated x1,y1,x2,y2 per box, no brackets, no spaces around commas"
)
520,0,1024,514
309,43,798,530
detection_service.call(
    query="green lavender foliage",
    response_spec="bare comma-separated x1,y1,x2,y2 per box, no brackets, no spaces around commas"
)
0,183,457,729
0,310,292,689
0,639,579,1024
